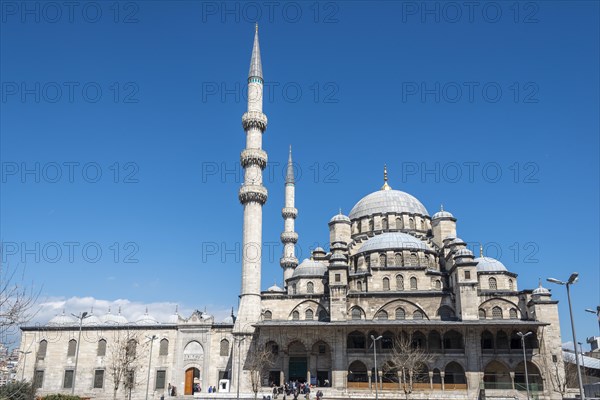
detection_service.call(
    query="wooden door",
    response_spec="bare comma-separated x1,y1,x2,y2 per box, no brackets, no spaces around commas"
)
185,368,194,395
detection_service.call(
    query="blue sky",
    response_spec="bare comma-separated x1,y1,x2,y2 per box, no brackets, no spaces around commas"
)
1,1,599,344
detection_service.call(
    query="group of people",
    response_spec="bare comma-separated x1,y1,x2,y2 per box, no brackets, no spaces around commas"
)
207,386,218,393
270,381,324,400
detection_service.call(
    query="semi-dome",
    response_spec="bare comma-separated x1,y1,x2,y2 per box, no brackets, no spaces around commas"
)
48,311,76,326
475,257,508,272
533,281,550,296
292,259,327,278
349,189,429,220
356,232,429,254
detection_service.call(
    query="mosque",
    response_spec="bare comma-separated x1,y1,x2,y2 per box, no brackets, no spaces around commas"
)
18,26,567,400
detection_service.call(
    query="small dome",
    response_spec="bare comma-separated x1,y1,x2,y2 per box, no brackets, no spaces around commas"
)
101,308,128,324
454,248,474,258
349,189,429,220
533,281,551,296
357,232,429,254
450,237,466,246
475,257,508,272
168,313,180,324
329,213,351,224
267,283,285,292
136,310,159,325
222,315,234,324
83,312,101,326
432,205,454,219
292,259,327,278
48,311,76,326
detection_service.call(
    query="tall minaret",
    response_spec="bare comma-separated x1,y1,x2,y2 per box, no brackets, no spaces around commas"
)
280,146,299,286
235,24,268,333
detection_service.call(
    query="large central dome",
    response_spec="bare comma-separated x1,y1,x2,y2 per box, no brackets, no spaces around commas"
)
349,189,429,220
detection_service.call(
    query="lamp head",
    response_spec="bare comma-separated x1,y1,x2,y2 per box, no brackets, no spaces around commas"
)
82,312,88,318
567,273,579,285
547,278,564,285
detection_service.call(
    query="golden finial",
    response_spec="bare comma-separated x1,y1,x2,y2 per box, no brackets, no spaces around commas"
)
479,244,484,258
381,164,392,190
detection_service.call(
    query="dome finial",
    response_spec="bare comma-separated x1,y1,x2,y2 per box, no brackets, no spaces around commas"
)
440,204,444,211
381,164,392,190
479,244,484,257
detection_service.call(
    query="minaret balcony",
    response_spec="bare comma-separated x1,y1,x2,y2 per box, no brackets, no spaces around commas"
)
241,149,268,169
280,232,299,244
238,184,268,205
242,111,268,131
281,207,298,219
280,256,299,268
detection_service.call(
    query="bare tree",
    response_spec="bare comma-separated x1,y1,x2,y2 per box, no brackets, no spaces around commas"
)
106,329,148,400
245,341,275,400
0,262,39,347
384,333,434,400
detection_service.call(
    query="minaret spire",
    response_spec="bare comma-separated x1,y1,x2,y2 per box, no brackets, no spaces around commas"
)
235,26,269,334
280,145,299,286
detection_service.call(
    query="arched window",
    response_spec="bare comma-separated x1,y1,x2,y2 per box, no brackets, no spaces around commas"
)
437,306,454,321
410,253,418,266
264,310,272,320
444,362,467,386
396,275,404,290
413,310,424,320
292,311,300,320
220,339,230,356
435,280,442,290
382,217,388,230
509,308,518,319
97,339,107,356
496,331,509,350
394,253,403,266
515,361,544,391
67,339,77,357
375,310,388,320
347,331,366,349
395,308,406,320
488,277,497,290
348,360,368,382
410,276,417,290
351,307,362,320
126,339,137,358
383,277,390,291
379,253,387,267
396,217,403,229
492,306,503,319
357,281,362,292
409,218,415,229
509,279,514,290
429,331,442,351
368,219,374,231
443,330,463,349
479,309,486,320
307,282,314,294
37,340,47,360
159,339,169,356
292,284,297,295
305,309,314,320
481,331,494,350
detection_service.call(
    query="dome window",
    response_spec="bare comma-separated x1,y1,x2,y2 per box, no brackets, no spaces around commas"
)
357,281,363,291
379,254,387,267
292,284,297,295
396,217,403,229
435,280,442,290
509,308,518,319
409,218,415,229
413,310,424,320
376,310,388,320
394,253,403,266
368,219,374,231
509,279,514,290
410,253,418,266
382,217,388,230
351,308,362,320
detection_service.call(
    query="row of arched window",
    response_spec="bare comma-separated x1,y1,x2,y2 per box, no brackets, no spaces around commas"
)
350,306,426,321
352,216,429,234
288,309,328,321
354,275,421,292
481,330,538,350
348,360,467,386
355,253,436,269
484,277,514,291
347,330,464,351
36,338,170,359
479,306,519,320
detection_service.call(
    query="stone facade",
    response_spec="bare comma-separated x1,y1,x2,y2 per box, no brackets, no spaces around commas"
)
17,27,567,400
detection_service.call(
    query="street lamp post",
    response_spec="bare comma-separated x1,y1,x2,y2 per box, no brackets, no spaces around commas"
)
517,331,532,400
18,351,31,381
71,312,89,394
578,342,587,385
235,336,246,400
585,306,600,335
547,273,585,400
145,335,157,400
370,335,383,400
